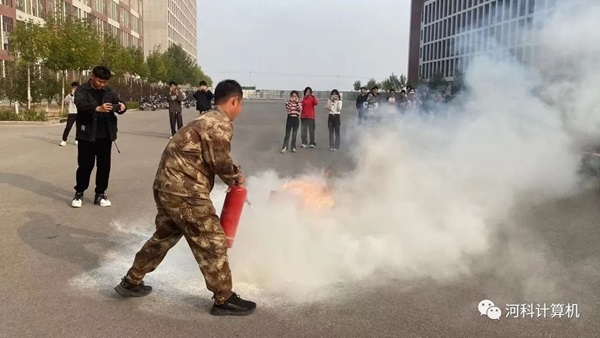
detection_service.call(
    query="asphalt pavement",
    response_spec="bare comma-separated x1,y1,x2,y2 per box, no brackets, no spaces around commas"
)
1,101,599,337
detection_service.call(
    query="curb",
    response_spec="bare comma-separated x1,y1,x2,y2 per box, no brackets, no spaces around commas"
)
0,119,62,126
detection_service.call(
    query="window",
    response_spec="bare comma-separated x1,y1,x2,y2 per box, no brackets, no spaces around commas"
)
528,0,536,14
520,0,527,16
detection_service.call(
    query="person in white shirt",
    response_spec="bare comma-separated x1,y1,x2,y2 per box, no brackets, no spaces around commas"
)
60,82,80,146
326,89,343,151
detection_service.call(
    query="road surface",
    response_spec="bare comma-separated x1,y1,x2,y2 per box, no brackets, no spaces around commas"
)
1,101,599,337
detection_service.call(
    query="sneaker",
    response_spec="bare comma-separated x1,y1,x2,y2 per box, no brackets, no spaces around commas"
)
210,293,256,316
60,141,67,146
301,144,307,148
330,148,334,151
280,148,287,153
75,140,78,146
94,193,112,207
71,192,83,208
291,148,297,153
310,144,316,149
114,277,153,297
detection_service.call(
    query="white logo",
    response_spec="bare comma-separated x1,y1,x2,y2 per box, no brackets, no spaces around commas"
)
479,299,502,320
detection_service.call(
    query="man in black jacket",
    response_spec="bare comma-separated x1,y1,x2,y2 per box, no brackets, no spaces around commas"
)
71,65,127,208
192,80,214,115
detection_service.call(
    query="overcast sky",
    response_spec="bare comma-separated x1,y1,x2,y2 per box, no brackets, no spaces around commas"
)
197,0,412,91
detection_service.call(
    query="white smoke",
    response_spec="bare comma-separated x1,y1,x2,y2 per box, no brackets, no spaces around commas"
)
224,1,599,302
70,1,600,306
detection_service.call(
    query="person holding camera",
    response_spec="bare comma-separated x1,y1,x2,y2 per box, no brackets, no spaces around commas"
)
168,81,186,139
71,65,127,208
193,80,214,115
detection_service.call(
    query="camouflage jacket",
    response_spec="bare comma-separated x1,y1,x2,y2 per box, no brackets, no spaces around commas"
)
152,108,242,199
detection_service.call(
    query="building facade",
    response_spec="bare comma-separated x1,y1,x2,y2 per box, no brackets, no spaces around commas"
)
408,0,568,85
142,0,197,63
0,0,144,76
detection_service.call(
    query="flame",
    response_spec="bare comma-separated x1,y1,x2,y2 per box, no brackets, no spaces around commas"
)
277,179,335,211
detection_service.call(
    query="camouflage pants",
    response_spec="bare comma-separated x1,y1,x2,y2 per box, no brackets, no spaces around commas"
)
125,190,233,304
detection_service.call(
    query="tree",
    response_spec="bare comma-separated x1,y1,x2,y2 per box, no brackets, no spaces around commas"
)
452,69,465,94
366,78,379,90
381,73,404,91
353,80,362,91
45,15,100,113
9,19,50,109
428,72,449,91
146,45,168,84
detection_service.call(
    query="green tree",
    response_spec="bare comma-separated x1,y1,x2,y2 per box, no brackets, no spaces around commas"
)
146,45,168,83
9,19,50,109
428,72,449,91
353,80,362,91
100,33,124,75
45,15,100,113
381,73,404,91
366,78,379,90
163,44,194,84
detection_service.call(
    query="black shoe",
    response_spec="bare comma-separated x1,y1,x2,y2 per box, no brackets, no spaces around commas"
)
94,193,112,207
210,293,256,316
71,192,83,208
114,277,153,297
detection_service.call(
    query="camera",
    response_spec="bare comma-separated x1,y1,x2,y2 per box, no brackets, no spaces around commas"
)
111,103,121,113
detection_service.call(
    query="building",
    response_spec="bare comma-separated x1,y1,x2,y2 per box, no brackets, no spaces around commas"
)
142,0,197,63
407,0,569,85
0,0,144,76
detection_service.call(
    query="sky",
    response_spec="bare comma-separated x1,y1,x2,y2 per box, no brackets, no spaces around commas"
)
197,0,412,91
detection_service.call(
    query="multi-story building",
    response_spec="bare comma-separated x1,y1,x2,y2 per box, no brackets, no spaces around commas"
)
408,0,570,85
0,0,144,76
142,0,197,63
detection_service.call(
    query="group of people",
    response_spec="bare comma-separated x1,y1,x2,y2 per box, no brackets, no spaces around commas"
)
281,87,343,153
355,85,424,123
58,65,257,316
166,80,215,138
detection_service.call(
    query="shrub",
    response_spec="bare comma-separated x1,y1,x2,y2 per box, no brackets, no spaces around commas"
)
0,109,48,121
126,101,140,110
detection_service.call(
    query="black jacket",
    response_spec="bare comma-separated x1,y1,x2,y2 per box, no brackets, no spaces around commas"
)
193,89,214,112
74,81,126,142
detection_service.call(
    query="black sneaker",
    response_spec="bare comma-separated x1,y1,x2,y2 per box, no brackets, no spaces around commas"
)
71,192,83,208
210,293,256,316
94,193,112,207
114,277,153,297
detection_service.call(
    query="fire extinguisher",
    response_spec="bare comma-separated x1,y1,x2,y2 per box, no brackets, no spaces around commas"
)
220,185,248,248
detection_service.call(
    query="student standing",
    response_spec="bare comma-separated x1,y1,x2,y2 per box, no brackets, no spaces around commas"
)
281,90,302,153
71,66,127,208
167,81,186,139
300,86,318,148
326,89,342,151
193,80,214,115
60,82,80,146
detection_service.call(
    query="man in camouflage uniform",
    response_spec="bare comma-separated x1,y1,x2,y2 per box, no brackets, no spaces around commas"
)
114,79,257,316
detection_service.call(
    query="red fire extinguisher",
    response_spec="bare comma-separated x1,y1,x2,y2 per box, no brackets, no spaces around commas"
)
220,185,248,248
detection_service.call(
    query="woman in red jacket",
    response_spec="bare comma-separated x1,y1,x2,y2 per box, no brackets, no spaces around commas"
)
300,86,318,148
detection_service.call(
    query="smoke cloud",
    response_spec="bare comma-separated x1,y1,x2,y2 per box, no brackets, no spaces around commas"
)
71,1,600,307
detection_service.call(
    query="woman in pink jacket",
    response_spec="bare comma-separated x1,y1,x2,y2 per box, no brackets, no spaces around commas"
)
300,86,318,148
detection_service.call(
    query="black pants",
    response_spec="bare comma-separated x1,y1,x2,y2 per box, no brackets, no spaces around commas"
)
301,118,316,146
75,139,112,195
62,114,77,141
327,114,341,149
282,115,300,150
169,111,183,135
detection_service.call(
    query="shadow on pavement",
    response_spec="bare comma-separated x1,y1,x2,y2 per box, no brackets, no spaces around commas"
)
22,135,63,146
18,211,120,271
0,172,74,202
